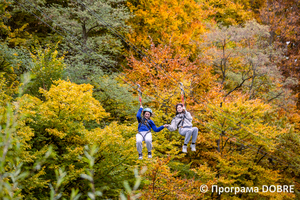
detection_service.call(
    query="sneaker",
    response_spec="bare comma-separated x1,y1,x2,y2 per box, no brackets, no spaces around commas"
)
191,144,196,151
182,145,187,153
138,153,143,160
148,152,152,158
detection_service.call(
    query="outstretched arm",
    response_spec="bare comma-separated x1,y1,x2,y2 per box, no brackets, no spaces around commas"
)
167,118,177,132
148,120,164,132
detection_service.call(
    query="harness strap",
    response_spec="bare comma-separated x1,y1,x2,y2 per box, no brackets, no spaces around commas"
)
176,114,187,128
180,126,192,129
138,131,151,141
138,117,152,131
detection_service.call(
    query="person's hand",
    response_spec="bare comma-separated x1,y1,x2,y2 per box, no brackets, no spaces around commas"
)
163,124,169,128
140,105,143,108
183,106,186,110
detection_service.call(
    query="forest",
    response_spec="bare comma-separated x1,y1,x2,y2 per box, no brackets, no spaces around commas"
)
0,0,300,199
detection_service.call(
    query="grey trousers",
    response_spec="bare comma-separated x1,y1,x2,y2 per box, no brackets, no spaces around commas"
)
136,131,152,154
179,127,198,145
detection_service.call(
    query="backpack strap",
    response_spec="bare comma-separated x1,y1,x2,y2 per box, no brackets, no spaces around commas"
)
177,114,187,128
139,117,152,131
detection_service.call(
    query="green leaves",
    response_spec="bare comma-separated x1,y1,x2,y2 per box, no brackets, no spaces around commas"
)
41,0,131,78
80,145,102,200
49,168,67,200
25,44,65,98
0,0,299,199
120,167,146,200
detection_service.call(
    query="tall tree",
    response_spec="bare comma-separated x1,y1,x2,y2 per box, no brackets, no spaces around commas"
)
125,43,218,112
25,44,65,99
233,0,266,19
17,80,138,199
259,0,300,107
201,0,253,26
38,0,132,81
202,20,297,108
126,0,207,57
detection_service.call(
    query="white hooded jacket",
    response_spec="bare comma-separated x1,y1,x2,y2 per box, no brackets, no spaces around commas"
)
167,111,193,132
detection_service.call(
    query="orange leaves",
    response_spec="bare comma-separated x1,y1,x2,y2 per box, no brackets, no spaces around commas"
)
141,157,204,200
126,43,217,111
260,0,300,108
126,0,206,56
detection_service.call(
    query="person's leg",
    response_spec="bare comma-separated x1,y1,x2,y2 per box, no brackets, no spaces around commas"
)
191,127,198,144
136,133,144,159
179,128,192,153
145,132,153,158
191,127,198,151
180,128,193,145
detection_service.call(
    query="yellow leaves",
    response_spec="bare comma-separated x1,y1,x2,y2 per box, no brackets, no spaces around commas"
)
127,0,206,56
63,146,85,160
202,93,291,153
46,128,66,139
203,0,253,26
84,122,136,159
22,166,49,190
18,94,41,116
87,122,123,142
30,44,66,74
17,125,34,141
7,23,30,46
39,79,109,123
17,80,112,158
288,111,300,131
65,135,87,145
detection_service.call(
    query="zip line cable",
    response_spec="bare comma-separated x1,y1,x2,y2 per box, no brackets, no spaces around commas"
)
29,0,181,108
205,121,299,168
70,0,146,58
19,0,300,170
14,0,184,118
72,0,181,85
73,0,300,161
13,0,300,171
15,0,134,87
17,0,179,110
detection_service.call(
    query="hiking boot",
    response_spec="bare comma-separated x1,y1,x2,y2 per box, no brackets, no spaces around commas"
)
191,144,196,151
182,145,187,153
148,152,152,158
138,153,143,160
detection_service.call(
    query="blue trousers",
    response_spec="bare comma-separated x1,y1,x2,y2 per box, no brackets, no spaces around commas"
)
179,127,198,145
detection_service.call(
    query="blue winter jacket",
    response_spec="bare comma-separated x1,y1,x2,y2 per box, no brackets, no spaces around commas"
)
137,108,164,132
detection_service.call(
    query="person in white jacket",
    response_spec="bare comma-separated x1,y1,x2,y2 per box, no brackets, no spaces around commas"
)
167,103,198,153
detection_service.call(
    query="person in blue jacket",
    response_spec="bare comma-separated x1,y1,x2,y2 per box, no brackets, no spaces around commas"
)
136,105,168,160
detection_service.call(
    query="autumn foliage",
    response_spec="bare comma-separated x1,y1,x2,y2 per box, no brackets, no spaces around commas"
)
0,0,300,199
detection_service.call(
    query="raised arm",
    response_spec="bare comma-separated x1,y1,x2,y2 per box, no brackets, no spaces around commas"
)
136,107,143,122
185,111,193,121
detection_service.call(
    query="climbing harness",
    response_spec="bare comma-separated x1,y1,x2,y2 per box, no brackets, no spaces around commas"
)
138,117,151,141
137,84,152,140
177,114,188,129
